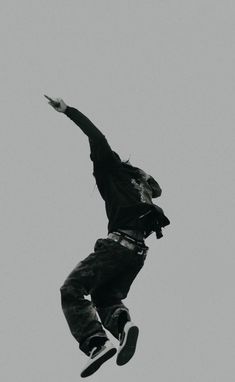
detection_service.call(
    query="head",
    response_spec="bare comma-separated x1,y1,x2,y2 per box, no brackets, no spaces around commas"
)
120,158,162,199
140,170,162,198
112,151,162,198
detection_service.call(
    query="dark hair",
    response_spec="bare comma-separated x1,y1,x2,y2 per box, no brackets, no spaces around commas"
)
113,151,143,180
121,161,143,181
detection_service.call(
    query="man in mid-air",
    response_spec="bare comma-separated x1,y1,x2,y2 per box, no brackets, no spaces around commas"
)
45,95,170,378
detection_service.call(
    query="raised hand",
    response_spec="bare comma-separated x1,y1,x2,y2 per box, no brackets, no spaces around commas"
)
44,95,67,113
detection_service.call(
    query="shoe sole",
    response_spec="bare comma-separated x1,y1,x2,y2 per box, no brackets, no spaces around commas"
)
81,347,117,378
116,325,139,366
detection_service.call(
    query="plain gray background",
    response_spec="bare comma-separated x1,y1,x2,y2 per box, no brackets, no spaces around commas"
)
1,1,234,381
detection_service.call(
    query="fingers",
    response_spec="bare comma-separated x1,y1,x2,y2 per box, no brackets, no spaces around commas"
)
44,94,53,102
45,95,60,107
44,95,60,108
44,95,67,112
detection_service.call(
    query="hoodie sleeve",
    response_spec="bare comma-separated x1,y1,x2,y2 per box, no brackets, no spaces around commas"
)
65,106,120,165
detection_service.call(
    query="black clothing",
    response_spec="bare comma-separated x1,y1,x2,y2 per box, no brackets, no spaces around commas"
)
60,238,146,355
65,106,170,238
60,106,170,357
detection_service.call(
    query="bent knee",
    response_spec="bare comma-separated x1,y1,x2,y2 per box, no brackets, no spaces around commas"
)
60,280,87,299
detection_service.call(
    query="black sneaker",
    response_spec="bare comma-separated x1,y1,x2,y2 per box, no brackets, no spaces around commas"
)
116,322,139,366
80,340,117,378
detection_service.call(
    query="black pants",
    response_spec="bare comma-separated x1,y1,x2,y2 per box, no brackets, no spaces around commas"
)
60,237,147,355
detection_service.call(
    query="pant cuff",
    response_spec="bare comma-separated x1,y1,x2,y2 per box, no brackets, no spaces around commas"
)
79,333,109,356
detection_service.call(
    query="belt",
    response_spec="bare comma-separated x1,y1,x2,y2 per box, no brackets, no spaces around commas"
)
108,232,148,256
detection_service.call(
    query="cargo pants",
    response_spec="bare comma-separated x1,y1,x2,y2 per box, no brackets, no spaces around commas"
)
60,237,147,355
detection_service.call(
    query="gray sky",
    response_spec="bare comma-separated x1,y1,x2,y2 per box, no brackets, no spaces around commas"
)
1,1,234,381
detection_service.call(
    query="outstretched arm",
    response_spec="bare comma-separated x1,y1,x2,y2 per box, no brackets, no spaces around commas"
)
44,95,104,141
44,95,120,165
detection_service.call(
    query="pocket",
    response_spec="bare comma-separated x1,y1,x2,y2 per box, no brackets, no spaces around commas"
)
135,251,147,267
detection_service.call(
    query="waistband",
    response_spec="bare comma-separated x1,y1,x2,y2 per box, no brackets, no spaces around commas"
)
108,231,149,255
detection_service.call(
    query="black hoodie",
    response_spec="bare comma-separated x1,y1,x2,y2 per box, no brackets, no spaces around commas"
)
65,106,170,238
